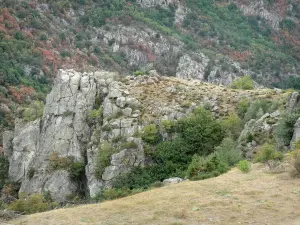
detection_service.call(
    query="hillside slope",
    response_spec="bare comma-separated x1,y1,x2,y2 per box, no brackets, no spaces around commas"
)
0,0,299,146
10,164,300,225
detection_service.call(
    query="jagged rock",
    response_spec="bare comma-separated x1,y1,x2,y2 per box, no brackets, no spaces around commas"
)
123,107,133,117
137,0,179,8
270,110,280,118
43,170,77,202
163,177,183,185
287,92,300,113
116,97,126,108
176,53,209,80
290,118,300,149
4,69,97,201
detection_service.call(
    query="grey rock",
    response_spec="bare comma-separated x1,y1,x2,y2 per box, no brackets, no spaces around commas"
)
290,118,300,149
163,177,183,185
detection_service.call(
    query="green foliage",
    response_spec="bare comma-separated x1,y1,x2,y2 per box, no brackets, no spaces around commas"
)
114,165,170,190
231,75,254,90
120,141,138,149
280,19,296,31
95,142,118,179
237,160,251,173
23,100,45,122
89,106,103,120
153,138,192,175
39,33,48,41
60,50,71,58
0,155,9,189
141,124,161,145
221,113,243,139
236,98,250,118
244,99,269,122
215,138,241,166
8,193,57,215
186,154,229,180
161,120,176,133
255,144,283,163
275,112,300,148
177,107,224,156
133,70,145,76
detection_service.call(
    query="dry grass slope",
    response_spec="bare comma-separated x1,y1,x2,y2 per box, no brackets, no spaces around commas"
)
10,164,300,225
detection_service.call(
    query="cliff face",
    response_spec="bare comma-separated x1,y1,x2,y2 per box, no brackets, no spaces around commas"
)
3,69,293,201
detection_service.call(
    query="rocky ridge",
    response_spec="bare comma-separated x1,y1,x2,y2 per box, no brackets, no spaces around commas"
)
2,69,292,201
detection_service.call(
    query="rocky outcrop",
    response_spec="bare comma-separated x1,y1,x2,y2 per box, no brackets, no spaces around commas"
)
137,0,180,8
4,69,288,200
238,111,281,158
176,53,209,80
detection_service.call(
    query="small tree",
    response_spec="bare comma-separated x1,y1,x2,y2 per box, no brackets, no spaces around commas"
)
255,144,283,169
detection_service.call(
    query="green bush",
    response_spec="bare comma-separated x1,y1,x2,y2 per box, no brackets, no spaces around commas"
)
95,142,118,179
0,155,9,189
141,124,161,144
215,137,241,166
237,160,251,173
231,75,254,90
8,193,57,215
255,144,283,169
186,154,229,180
221,113,243,139
236,98,250,119
244,99,269,122
177,107,224,156
89,106,103,121
23,100,45,122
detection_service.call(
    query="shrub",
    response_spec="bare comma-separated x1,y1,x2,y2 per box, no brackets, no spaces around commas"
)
23,100,44,122
153,138,191,175
89,106,103,121
186,154,229,180
48,152,74,170
236,98,249,118
255,144,283,163
0,155,9,189
215,137,241,166
8,193,57,215
95,142,118,179
141,124,161,144
61,50,71,58
161,120,176,133
177,107,224,156
289,150,300,177
237,160,251,173
244,99,269,122
133,70,145,76
221,113,243,139
231,75,254,90
39,33,48,41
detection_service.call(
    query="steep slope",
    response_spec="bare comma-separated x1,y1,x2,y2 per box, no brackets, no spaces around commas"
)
0,0,299,143
10,164,300,225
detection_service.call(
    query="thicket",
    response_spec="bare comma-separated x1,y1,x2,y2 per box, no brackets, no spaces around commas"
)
112,107,241,191
0,155,9,189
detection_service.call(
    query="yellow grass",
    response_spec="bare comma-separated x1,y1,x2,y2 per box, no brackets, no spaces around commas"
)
9,164,300,225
